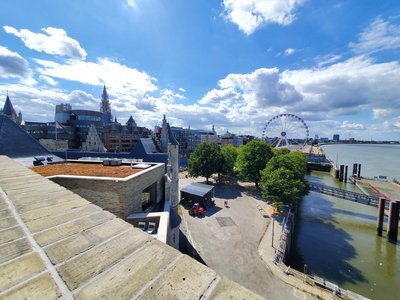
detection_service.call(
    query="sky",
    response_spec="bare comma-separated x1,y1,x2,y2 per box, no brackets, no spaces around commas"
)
1,0,400,141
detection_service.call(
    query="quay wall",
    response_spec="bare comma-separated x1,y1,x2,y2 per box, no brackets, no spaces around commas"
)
263,209,368,300
274,210,295,264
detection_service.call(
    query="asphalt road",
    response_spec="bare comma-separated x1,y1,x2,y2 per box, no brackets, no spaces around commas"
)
179,176,313,300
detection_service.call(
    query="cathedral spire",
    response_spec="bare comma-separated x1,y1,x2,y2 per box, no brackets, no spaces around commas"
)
100,85,112,124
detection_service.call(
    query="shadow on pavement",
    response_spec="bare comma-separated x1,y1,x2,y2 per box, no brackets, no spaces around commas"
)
201,205,222,217
179,229,207,266
214,184,242,199
242,187,264,201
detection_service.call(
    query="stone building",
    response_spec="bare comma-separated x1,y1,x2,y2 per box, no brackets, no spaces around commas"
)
33,161,165,220
103,116,150,152
160,115,180,248
81,124,106,152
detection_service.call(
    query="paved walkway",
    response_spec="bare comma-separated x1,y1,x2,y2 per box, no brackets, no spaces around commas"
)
356,178,400,201
179,175,316,300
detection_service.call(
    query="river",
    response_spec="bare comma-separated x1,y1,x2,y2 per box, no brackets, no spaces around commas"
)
289,144,400,300
322,143,400,180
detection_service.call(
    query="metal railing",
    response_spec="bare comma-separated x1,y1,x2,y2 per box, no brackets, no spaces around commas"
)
309,182,382,207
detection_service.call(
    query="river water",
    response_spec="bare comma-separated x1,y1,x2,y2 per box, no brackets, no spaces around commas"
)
289,144,400,300
322,143,400,180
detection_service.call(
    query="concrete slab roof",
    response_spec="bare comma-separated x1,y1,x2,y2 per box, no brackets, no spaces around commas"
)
0,156,264,299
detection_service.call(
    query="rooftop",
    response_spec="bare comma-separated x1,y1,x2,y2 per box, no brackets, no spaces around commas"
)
0,156,263,299
32,162,146,178
181,182,215,197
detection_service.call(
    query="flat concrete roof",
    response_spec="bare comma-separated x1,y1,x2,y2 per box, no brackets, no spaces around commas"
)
0,156,264,299
181,182,214,197
32,162,146,178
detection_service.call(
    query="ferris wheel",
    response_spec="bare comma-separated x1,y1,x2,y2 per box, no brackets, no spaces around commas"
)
262,113,309,149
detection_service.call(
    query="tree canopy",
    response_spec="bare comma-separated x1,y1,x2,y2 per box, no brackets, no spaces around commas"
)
221,144,238,176
188,142,224,183
236,140,273,188
260,151,309,207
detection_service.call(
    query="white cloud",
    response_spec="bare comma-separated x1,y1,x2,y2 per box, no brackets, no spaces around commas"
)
349,16,400,55
284,48,296,56
222,0,306,35
34,57,157,98
178,87,186,92
0,46,31,79
339,121,365,130
373,108,393,119
39,75,57,86
315,54,342,67
4,26,87,60
127,0,136,7
193,55,400,138
282,56,400,115
200,67,302,108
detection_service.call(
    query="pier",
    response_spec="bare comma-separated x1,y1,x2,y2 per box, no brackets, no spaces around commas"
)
310,181,399,243
309,182,381,207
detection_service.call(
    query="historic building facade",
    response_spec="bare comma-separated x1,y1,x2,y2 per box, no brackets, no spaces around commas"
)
103,116,151,152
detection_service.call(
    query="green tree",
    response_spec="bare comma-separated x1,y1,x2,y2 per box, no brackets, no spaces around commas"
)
260,151,309,207
188,142,224,184
236,140,273,188
272,148,290,156
221,144,238,176
264,151,307,180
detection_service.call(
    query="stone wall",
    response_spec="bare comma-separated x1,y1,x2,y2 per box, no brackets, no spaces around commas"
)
49,164,164,220
39,139,68,151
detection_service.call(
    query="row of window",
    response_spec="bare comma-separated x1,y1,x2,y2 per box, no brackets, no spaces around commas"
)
77,115,102,122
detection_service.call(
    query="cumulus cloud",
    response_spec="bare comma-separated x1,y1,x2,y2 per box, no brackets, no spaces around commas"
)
4,26,87,59
34,57,157,98
282,56,400,115
284,48,296,56
67,90,99,110
127,0,136,8
39,75,57,86
201,67,302,108
373,108,393,119
222,0,306,35
349,16,400,55
339,121,365,130
178,87,186,92
0,46,31,79
193,55,400,138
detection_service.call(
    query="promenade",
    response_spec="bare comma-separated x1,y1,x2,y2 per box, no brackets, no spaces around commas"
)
179,173,316,300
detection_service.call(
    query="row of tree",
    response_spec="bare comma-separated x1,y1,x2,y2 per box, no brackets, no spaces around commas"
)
188,140,309,207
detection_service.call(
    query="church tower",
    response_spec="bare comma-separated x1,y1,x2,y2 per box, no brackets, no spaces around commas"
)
2,93,21,125
100,85,112,124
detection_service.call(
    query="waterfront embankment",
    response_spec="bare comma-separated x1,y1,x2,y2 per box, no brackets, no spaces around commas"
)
291,169,400,300
258,206,369,300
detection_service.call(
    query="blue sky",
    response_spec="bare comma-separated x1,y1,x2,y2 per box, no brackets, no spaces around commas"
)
1,0,400,141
